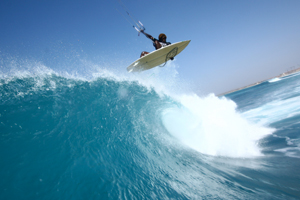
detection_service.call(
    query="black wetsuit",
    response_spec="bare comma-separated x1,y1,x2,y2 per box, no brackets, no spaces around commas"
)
152,38,171,49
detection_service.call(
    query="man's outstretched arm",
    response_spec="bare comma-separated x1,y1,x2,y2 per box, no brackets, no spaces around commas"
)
141,30,155,41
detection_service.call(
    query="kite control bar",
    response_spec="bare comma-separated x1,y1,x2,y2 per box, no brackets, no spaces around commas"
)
134,21,146,36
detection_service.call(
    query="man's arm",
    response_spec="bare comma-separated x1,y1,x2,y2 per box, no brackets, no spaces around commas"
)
141,30,155,41
140,30,162,50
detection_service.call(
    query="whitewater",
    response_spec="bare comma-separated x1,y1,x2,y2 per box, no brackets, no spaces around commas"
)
1,60,300,199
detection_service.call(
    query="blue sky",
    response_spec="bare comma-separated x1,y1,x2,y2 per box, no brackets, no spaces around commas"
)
1,0,300,94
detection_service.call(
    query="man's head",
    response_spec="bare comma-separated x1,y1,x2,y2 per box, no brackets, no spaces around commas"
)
158,33,167,42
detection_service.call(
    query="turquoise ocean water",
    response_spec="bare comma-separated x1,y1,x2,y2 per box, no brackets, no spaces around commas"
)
1,64,300,199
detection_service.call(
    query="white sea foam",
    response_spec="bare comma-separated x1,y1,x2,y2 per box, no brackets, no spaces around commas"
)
161,94,274,158
0,56,188,92
242,95,300,125
268,77,281,83
275,146,300,158
273,136,300,158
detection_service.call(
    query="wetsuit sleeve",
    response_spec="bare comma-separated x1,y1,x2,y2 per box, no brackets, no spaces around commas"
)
152,38,159,48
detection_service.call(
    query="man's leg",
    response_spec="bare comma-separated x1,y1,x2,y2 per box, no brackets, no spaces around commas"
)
140,51,149,58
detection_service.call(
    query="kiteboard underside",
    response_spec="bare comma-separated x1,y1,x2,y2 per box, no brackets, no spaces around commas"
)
127,40,191,72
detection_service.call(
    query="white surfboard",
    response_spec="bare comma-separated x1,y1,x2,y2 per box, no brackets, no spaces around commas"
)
127,40,191,72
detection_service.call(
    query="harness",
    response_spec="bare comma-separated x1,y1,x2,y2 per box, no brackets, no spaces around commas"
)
152,38,171,49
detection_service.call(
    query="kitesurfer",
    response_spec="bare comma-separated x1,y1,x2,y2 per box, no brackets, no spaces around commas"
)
140,30,172,59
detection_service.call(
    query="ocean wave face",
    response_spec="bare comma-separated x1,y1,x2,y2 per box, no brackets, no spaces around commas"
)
1,63,300,199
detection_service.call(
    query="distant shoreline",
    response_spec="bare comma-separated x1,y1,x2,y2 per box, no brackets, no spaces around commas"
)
218,67,300,96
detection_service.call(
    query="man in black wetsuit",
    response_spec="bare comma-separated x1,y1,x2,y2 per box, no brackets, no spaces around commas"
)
140,30,172,59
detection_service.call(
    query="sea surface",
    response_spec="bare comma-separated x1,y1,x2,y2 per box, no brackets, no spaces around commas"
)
1,65,300,199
